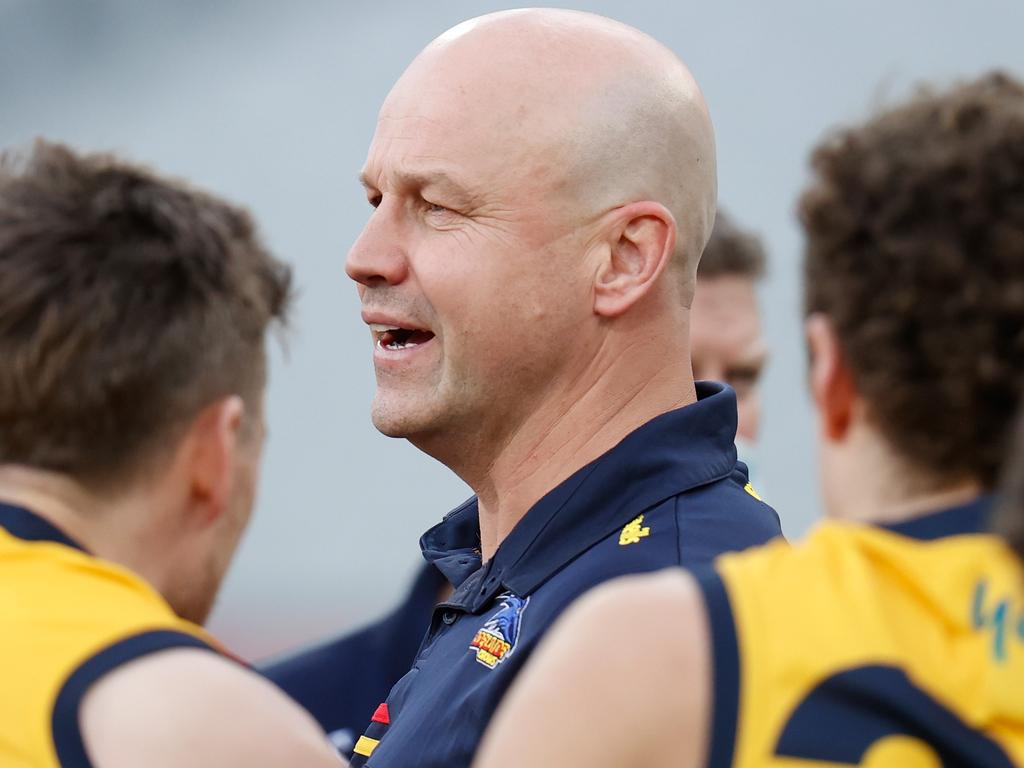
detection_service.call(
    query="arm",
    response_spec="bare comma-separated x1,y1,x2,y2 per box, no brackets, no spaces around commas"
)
475,569,711,768
80,648,346,767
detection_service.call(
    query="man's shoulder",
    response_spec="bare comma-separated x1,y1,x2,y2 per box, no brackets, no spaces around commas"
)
583,469,781,572
530,480,780,615
683,464,776,517
82,647,344,768
0,541,209,668
673,468,782,566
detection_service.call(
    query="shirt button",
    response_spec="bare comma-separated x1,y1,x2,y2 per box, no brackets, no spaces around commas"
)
442,610,458,625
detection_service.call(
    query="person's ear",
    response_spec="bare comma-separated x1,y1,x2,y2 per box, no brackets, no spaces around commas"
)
592,201,676,318
183,396,246,526
806,314,857,441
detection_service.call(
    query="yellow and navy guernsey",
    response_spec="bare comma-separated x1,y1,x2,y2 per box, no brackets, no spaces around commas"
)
696,496,1024,767
0,502,224,768
348,382,782,767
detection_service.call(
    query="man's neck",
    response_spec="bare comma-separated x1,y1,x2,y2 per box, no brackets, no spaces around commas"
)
0,465,102,545
831,480,983,527
467,337,696,560
823,431,984,527
0,465,171,590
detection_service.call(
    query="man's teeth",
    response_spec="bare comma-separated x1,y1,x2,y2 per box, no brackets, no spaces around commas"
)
378,338,419,350
369,323,433,351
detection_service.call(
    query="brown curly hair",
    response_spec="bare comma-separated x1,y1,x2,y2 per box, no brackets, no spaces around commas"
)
801,71,1024,490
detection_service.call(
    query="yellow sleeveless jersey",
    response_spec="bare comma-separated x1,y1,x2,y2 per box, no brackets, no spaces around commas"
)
695,496,1024,767
0,502,221,768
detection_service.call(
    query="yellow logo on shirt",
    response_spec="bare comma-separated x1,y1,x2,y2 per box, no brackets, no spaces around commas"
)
619,515,650,546
744,483,763,502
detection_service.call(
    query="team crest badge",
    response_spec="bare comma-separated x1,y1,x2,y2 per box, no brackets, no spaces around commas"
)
470,592,530,669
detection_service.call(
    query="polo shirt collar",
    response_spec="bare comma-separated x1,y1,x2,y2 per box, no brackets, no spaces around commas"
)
420,381,739,612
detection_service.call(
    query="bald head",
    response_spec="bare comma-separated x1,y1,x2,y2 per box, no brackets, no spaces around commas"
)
382,9,717,298
349,10,713,458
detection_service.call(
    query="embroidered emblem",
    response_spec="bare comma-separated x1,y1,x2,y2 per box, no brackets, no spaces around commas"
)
744,482,763,502
470,592,529,669
619,514,650,546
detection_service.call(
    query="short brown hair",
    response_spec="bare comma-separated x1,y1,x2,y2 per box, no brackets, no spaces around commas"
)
801,71,1024,489
697,209,767,280
1000,409,1024,561
0,141,292,487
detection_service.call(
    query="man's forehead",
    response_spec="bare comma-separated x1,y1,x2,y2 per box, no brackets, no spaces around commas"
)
363,100,563,199
691,278,764,354
374,48,580,155
367,95,484,164
377,60,488,133
362,110,480,187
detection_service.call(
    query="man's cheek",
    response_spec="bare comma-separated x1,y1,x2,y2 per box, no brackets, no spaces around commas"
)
737,393,762,442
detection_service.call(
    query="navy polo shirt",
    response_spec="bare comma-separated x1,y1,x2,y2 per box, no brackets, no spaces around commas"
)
348,382,783,767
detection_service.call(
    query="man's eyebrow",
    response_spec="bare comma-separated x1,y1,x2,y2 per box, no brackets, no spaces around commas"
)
358,168,476,204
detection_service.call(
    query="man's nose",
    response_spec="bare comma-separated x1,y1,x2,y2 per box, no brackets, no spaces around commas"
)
345,204,410,288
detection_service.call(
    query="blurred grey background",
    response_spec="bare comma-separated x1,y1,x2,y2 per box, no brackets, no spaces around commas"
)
3,0,1022,659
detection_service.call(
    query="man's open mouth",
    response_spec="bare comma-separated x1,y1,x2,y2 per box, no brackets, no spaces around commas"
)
371,324,436,351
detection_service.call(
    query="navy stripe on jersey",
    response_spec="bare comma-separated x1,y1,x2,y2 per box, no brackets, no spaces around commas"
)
774,665,1015,766
692,566,740,768
882,496,992,542
52,630,218,768
0,502,87,552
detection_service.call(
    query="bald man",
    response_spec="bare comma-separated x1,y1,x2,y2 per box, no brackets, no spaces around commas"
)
692,210,769,449
341,10,781,767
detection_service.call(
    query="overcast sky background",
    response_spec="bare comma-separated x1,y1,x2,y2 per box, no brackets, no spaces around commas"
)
3,0,1023,659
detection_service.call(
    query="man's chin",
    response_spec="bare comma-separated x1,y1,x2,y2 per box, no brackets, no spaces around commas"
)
371,400,431,439
373,419,413,439
371,391,463,447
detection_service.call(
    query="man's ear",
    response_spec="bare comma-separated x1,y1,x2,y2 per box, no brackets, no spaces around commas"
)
183,396,246,526
806,314,857,442
592,201,677,318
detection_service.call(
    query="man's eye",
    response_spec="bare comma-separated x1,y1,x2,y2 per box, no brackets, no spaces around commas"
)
726,367,762,396
368,194,382,209
423,200,461,223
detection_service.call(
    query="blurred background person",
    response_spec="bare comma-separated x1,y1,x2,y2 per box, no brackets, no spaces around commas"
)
262,204,771,752
477,69,1024,768
692,208,769,482
0,141,343,768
